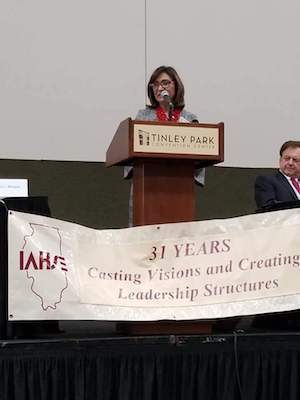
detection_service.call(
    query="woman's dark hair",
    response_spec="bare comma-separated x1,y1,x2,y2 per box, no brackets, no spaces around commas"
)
280,140,300,156
147,66,185,109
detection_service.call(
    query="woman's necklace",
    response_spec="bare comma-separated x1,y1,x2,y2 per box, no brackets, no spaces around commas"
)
156,106,181,122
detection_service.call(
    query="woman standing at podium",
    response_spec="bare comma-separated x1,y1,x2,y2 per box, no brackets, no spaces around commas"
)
125,65,205,225
125,65,205,184
136,65,199,124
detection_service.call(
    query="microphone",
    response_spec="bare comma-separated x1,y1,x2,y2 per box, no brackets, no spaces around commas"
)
160,90,174,121
160,89,173,108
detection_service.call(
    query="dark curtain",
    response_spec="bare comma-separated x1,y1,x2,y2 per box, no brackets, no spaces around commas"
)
1,334,300,400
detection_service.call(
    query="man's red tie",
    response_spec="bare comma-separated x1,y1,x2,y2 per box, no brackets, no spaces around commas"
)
291,177,300,194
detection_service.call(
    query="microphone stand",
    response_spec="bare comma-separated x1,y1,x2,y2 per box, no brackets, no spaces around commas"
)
167,102,174,121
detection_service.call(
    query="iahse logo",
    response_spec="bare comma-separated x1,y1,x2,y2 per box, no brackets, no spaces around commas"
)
19,223,69,311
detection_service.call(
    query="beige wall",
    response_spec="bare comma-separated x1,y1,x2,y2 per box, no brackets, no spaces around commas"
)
0,1,299,167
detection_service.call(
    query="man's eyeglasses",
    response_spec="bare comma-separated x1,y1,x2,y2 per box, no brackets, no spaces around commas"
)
151,79,174,89
281,156,300,164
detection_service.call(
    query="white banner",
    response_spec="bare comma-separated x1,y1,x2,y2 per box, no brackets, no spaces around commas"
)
8,209,300,321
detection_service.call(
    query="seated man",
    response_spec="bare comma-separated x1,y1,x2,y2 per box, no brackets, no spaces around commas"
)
255,140,300,209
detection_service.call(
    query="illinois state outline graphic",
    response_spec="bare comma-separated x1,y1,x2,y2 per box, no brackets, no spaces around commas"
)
21,223,68,311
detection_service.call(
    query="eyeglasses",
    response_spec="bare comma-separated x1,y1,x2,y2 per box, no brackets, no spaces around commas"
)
281,156,300,164
151,79,174,89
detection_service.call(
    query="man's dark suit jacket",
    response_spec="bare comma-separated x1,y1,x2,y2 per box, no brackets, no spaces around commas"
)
255,171,299,208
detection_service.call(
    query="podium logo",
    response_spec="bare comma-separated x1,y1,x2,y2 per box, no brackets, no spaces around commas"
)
18,223,69,311
138,129,150,146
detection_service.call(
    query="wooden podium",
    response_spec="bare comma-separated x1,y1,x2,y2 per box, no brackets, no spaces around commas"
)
107,118,224,226
106,118,224,334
